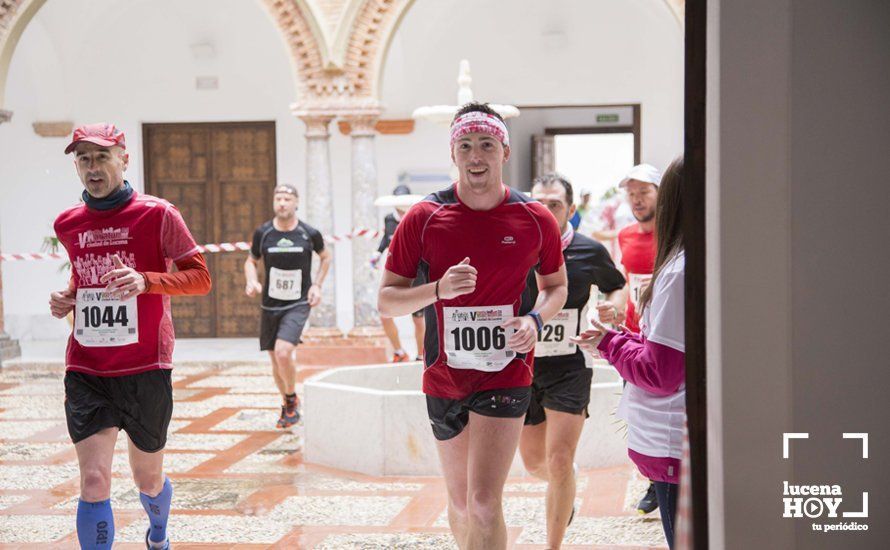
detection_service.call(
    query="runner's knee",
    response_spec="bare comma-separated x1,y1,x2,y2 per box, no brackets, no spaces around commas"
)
546,448,575,480
80,466,112,500
274,346,294,365
468,488,502,526
131,466,164,495
448,494,469,519
520,445,546,475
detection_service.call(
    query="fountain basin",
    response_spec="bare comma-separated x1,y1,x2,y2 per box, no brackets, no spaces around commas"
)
304,361,627,476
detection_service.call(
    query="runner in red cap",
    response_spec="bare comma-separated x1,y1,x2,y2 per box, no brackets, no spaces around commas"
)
50,123,211,550
379,102,568,550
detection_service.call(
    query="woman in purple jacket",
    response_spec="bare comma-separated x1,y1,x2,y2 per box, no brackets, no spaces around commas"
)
572,156,685,549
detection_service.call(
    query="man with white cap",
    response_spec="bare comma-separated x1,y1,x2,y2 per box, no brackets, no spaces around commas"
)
598,162,662,515
615,163,660,333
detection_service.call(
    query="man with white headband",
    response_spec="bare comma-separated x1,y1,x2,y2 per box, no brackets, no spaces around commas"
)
379,102,568,550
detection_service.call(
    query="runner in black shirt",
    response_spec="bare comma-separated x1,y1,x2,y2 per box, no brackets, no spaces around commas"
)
244,184,332,428
519,173,626,549
371,185,425,362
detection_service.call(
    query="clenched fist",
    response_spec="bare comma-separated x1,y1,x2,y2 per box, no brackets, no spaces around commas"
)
49,288,76,318
437,257,477,300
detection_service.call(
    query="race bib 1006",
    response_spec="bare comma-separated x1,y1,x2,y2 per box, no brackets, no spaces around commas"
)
535,308,579,358
74,288,138,347
443,305,516,372
268,268,302,301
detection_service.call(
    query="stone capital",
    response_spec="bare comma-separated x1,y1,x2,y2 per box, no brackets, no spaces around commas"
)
341,114,379,137
297,114,334,138
0,110,12,124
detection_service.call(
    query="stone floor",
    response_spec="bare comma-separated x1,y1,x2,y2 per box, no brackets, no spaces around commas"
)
0,341,666,549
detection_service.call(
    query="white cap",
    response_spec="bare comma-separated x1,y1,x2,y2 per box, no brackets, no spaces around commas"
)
619,163,662,187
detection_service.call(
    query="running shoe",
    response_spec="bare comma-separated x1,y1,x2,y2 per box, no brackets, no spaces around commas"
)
391,351,409,363
637,482,659,514
276,406,301,429
145,528,170,550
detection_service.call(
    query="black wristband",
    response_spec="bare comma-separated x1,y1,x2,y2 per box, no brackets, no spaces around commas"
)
528,310,544,333
435,279,440,301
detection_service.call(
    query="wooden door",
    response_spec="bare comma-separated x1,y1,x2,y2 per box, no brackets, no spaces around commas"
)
143,122,276,338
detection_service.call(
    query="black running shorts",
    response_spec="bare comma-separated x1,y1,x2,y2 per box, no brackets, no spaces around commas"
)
524,365,592,426
260,302,310,351
64,369,173,452
426,386,531,441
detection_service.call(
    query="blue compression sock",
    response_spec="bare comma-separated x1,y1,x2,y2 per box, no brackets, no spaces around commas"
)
76,498,114,549
139,477,172,544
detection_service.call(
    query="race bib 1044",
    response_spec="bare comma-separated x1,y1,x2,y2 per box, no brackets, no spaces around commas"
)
535,308,579,358
268,268,302,301
74,288,138,347
443,305,516,372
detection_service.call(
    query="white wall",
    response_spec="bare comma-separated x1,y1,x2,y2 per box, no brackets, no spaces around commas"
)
710,1,890,547
377,0,684,189
707,0,794,547
1,0,683,340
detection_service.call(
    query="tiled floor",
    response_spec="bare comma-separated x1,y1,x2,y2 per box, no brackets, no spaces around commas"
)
0,345,666,549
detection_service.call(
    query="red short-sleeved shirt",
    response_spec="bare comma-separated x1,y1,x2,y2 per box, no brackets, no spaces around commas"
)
54,192,200,377
386,184,564,399
617,222,656,332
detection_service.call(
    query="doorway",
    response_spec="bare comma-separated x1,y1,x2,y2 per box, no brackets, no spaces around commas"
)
142,121,276,338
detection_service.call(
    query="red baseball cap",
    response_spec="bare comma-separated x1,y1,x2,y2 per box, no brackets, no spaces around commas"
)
64,123,126,154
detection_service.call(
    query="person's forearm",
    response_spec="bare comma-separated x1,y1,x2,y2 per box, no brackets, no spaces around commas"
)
315,256,331,288
597,331,684,396
377,236,390,254
142,254,212,296
532,284,568,323
607,289,626,313
378,281,437,318
244,257,260,286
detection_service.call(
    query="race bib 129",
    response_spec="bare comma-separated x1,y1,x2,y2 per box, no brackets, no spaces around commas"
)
535,308,579,357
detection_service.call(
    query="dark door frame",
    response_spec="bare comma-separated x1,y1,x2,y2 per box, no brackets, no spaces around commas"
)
684,0,708,547
542,103,642,164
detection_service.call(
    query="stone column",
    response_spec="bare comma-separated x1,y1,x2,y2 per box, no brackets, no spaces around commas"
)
0,111,22,365
298,114,340,336
345,114,383,336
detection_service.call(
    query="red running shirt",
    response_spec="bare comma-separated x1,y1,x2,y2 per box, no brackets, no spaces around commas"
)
617,223,656,333
386,184,564,400
54,193,200,377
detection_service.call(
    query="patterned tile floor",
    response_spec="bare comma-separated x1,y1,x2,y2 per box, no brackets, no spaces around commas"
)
0,348,666,549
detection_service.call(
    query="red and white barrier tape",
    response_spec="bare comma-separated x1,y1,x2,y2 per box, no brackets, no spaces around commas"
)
0,227,382,262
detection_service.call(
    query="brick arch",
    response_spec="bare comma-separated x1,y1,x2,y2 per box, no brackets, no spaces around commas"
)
340,0,414,103
0,0,44,109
